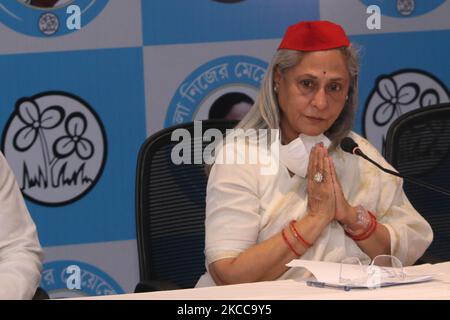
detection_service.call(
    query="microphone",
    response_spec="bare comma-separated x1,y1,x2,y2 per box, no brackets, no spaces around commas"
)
340,137,450,197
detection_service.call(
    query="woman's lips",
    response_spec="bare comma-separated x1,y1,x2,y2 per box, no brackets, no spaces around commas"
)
305,115,325,123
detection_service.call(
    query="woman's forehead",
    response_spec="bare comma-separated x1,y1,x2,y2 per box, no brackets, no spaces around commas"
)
291,51,349,78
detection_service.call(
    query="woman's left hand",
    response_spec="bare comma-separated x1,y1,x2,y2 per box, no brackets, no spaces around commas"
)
327,154,356,224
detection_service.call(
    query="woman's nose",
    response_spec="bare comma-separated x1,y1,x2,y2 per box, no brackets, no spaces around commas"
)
311,87,328,110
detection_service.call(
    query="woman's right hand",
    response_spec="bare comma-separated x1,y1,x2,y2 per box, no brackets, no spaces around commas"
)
306,143,335,224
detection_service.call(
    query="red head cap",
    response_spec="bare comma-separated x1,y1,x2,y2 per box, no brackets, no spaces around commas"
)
278,20,350,52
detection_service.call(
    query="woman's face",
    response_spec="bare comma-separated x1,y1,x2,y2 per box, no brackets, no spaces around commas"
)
275,49,350,143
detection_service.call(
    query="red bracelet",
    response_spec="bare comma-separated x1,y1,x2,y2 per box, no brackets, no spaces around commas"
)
354,218,377,241
289,220,312,248
281,229,301,256
345,212,377,241
345,212,378,241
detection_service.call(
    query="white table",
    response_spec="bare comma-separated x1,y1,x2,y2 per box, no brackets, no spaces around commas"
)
82,262,450,300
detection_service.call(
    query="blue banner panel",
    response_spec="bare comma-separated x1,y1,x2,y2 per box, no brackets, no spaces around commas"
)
0,47,146,246
142,0,320,45
350,29,450,151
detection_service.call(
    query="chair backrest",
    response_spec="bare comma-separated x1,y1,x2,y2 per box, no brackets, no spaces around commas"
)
136,120,238,288
384,103,450,263
32,287,49,300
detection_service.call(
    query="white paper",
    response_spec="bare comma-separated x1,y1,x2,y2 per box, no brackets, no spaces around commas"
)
286,259,436,289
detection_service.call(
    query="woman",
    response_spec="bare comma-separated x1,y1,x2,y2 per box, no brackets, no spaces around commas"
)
196,20,432,287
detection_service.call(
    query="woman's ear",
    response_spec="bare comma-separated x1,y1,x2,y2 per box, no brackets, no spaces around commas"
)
273,67,282,87
345,83,354,102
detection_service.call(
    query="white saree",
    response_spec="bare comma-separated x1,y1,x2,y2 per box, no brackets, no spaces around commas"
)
196,132,433,287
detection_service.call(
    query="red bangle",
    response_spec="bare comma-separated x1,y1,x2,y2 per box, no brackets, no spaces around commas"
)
345,212,378,241
289,220,312,248
345,213,377,241
281,229,301,256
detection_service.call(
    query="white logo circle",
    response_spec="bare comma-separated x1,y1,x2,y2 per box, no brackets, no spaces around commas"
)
2,92,107,206
39,12,59,36
363,69,450,153
397,0,415,16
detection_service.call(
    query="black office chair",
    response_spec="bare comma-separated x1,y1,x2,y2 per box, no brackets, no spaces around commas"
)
32,287,49,300
134,120,238,292
384,103,450,263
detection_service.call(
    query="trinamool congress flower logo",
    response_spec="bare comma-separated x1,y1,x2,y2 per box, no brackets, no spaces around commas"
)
363,69,450,153
41,260,124,298
360,0,445,17
165,55,268,127
1,91,107,206
0,0,108,37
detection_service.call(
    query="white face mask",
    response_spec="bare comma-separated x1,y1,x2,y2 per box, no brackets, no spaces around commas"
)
279,134,331,178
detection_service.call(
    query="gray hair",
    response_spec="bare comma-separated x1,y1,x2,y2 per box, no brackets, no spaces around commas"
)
235,46,360,150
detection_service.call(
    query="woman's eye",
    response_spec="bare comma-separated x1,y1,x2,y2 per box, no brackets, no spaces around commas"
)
329,83,342,91
301,80,314,88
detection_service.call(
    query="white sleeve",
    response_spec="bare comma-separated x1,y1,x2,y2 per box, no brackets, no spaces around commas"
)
204,159,261,265
359,139,433,266
0,153,43,300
